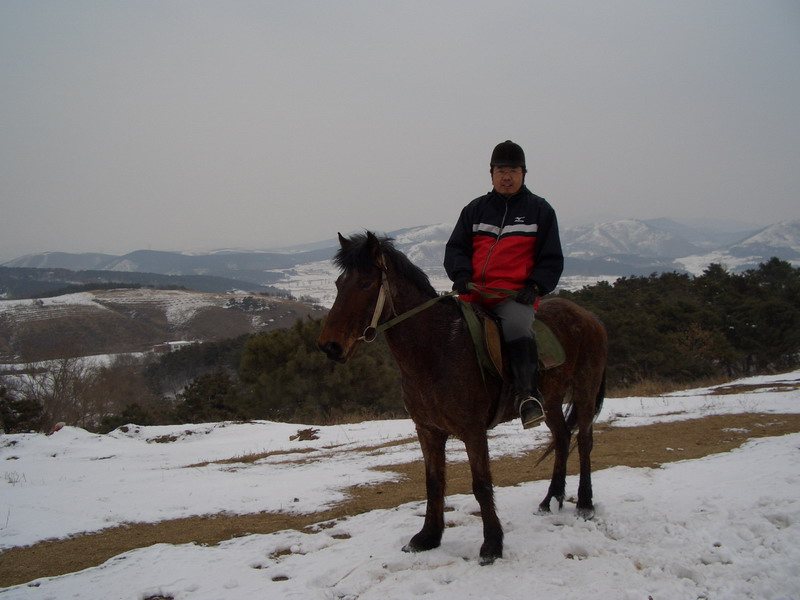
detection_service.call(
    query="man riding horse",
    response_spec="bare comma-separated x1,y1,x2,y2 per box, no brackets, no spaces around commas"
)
444,140,564,429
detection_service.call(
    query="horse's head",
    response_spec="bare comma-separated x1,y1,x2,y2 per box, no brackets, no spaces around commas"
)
318,231,386,363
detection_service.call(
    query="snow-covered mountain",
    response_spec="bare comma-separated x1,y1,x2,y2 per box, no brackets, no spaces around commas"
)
267,219,800,305
2,247,333,279
563,219,699,259
675,220,800,275
3,218,798,304
728,220,800,257
387,224,454,268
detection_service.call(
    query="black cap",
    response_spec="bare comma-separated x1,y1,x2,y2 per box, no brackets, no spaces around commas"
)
490,140,526,169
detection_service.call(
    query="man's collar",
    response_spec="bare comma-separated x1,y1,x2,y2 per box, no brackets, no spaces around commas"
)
492,185,528,201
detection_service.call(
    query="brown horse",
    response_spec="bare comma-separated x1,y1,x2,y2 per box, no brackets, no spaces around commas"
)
318,232,608,565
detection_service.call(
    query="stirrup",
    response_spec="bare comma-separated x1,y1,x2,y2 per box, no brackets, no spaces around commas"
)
519,397,544,429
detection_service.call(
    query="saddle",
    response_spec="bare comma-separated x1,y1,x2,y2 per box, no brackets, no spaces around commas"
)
457,299,566,380
457,299,566,429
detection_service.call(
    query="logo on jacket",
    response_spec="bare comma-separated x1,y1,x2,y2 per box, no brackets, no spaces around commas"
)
514,216,525,224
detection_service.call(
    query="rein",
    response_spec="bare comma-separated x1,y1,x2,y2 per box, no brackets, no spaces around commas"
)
357,257,519,343
358,254,458,342
359,289,458,342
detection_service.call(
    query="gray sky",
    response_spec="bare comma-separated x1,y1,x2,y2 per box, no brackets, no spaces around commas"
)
2,1,799,261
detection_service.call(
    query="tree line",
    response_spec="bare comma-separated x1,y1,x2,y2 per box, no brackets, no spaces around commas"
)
1,258,798,433
0,319,403,433
559,257,799,386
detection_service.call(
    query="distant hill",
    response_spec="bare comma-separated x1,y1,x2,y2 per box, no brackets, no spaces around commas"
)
641,218,759,248
727,220,800,259
563,219,700,258
3,218,797,306
673,220,800,275
0,266,285,300
3,246,335,282
0,288,322,363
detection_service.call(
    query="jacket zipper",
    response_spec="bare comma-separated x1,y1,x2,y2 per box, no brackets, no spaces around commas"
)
478,200,509,287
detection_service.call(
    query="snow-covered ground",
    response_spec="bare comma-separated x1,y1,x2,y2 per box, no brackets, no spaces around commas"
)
1,371,799,599
674,251,758,277
0,289,258,328
272,261,615,309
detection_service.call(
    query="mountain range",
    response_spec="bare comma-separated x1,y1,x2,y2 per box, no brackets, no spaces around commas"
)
1,217,797,362
2,218,799,302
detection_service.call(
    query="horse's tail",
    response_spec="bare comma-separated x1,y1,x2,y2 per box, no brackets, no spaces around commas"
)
534,369,606,467
594,368,606,421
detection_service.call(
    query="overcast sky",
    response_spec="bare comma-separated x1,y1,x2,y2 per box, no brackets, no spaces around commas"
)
2,1,799,261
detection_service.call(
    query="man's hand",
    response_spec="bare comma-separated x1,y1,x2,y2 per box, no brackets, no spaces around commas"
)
515,284,539,305
452,279,471,295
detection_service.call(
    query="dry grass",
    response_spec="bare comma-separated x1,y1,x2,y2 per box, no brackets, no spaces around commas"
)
184,447,318,469
607,371,800,398
303,408,409,426
708,380,800,395
183,434,419,469
607,375,730,398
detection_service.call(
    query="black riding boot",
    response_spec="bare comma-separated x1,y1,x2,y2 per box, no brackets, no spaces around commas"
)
506,337,545,429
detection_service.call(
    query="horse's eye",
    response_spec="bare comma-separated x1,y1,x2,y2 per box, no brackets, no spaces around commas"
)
359,280,375,290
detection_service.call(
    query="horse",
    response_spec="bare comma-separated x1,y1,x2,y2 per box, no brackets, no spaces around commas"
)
318,231,608,565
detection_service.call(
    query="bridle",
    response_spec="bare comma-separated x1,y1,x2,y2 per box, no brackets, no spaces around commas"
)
358,255,396,342
355,253,521,344
357,253,457,343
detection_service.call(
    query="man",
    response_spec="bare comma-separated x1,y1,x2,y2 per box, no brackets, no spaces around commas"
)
444,140,564,428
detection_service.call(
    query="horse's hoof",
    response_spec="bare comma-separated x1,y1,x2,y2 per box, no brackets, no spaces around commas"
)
478,548,502,566
402,532,441,553
403,541,436,553
479,541,502,565
576,506,595,520
538,494,564,514
479,554,498,566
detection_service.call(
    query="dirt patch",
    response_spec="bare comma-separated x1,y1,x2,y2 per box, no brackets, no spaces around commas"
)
183,435,419,469
708,381,800,395
1,412,799,587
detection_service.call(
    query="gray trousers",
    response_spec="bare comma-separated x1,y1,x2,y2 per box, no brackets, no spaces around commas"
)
489,299,536,342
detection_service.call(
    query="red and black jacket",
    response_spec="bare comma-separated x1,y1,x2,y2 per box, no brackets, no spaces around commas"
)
444,186,564,305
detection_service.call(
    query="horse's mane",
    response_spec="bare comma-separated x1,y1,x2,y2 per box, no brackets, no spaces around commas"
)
334,232,438,298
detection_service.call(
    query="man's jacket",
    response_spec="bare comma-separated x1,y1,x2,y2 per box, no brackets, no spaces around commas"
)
444,186,564,305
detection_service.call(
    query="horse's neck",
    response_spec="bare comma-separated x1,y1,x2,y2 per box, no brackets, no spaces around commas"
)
383,282,459,369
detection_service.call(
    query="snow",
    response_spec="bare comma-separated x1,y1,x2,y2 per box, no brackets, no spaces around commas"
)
674,251,762,277
1,371,799,599
273,260,340,308
0,293,104,323
269,263,609,310
0,289,278,343
0,292,99,310
564,219,685,258
93,288,231,327
735,220,800,252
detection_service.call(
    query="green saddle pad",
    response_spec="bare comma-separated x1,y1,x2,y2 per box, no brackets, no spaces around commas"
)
533,319,566,370
457,299,566,377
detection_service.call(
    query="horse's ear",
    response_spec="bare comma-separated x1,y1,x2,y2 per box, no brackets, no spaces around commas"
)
366,231,382,259
338,232,349,249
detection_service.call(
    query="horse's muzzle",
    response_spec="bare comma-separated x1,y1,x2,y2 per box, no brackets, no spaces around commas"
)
318,341,347,363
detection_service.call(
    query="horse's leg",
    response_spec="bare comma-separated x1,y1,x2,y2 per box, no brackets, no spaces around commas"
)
403,426,447,553
464,433,503,565
539,399,570,513
575,409,595,519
